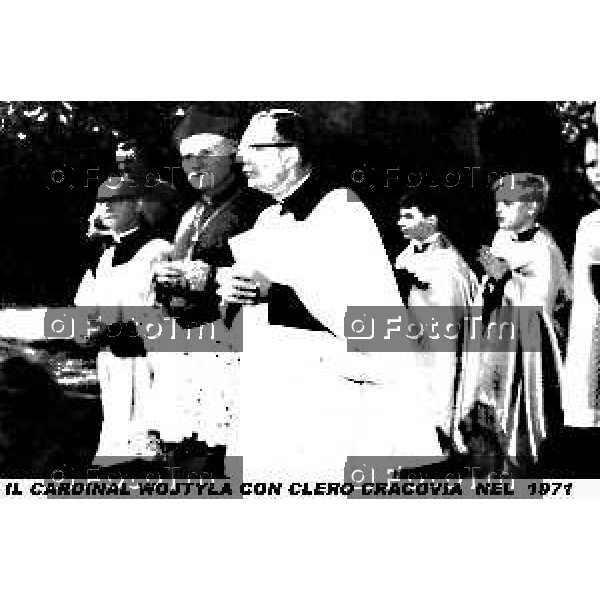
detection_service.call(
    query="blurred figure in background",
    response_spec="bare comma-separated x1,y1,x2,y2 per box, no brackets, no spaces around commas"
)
75,177,176,464
0,351,93,477
564,103,600,427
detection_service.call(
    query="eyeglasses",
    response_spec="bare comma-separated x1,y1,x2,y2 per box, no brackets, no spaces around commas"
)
247,143,295,149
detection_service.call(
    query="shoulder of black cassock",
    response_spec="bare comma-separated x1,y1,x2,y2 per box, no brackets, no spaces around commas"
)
269,170,352,333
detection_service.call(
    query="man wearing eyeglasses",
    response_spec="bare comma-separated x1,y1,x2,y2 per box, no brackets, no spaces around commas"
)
219,108,444,483
219,109,350,327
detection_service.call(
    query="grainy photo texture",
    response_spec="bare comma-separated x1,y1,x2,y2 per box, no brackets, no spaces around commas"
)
0,101,598,498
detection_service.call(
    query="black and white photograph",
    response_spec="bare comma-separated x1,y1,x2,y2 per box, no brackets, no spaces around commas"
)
1,99,599,495
3,3,599,598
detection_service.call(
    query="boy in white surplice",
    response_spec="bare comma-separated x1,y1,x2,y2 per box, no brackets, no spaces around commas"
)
394,188,477,453
461,172,570,468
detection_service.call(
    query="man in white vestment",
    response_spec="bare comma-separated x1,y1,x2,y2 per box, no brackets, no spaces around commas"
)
218,109,444,484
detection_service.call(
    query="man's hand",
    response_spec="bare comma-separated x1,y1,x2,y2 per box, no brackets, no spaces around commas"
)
154,260,212,292
217,268,265,305
154,260,187,289
478,247,511,281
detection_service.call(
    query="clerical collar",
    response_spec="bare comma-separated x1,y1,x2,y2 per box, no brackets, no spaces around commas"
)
202,173,238,206
111,227,139,244
279,169,339,222
513,225,540,242
273,170,311,203
412,232,441,253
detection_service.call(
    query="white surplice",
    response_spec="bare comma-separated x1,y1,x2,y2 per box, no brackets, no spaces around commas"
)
74,235,172,461
564,209,600,427
394,232,477,448
459,226,570,461
229,187,445,483
147,199,239,447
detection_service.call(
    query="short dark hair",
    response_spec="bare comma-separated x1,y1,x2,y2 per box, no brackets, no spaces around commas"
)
397,187,445,218
266,109,315,166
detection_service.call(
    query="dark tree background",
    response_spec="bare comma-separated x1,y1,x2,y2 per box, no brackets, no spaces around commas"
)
0,101,595,306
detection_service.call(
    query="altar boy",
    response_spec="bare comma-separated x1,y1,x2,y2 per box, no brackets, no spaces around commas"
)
394,187,477,452
464,173,570,467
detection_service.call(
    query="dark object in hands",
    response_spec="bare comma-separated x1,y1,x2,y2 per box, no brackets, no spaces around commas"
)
155,268,221,330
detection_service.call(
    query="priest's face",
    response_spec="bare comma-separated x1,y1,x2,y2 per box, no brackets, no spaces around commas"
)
237,113,297,196
397,206,436,241
180,134,235,191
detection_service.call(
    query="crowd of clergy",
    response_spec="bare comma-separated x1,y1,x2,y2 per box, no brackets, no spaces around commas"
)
67,105,600,483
